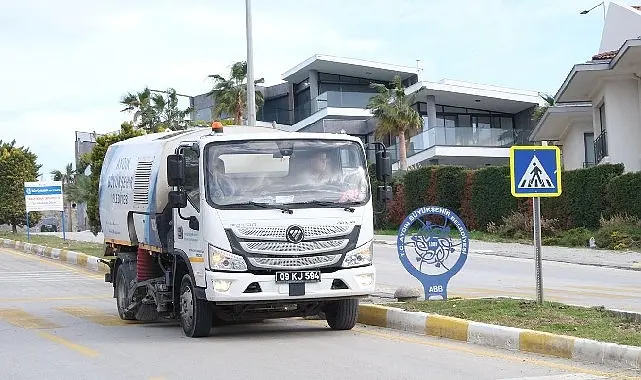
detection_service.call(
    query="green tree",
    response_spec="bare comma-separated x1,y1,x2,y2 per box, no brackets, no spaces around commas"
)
51,162,76,231
366,75,423,172
120,87,192,133
0,140,42,233
206,61,265,125
532,93,555,124
86,122,146,235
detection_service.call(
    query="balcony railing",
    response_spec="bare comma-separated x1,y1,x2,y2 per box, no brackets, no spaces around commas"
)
387,126,521,164
294,91,377,122
594,130,607,164
583,161,596,168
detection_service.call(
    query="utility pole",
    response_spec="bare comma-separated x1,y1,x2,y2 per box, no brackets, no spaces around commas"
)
245,0,256,126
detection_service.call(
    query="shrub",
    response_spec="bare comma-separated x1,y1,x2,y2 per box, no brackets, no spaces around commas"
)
403,166,432,214
595,214,641,250
470,166,517,230
435,166,466,216
564,163,624,229
459,170,477,230
489,211,559,240
606,172,641,220
544,227,593,247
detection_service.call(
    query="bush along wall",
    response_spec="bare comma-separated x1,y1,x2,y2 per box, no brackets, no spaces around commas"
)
376,161,641,250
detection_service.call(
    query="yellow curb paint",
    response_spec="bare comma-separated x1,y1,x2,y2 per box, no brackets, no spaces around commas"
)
37,331,100,358
0,308,61,329
60,250,68,262
519,330,575,359
76,253,88,267
425,314,469,341
56,306,141,326
44,246,52,258
357,305,389,327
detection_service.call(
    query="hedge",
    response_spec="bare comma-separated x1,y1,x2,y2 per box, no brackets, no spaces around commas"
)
378,162,632,233
606,171,641,219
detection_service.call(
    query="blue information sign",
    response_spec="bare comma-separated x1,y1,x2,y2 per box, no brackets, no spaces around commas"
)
510,146,562,198
397,206,469,300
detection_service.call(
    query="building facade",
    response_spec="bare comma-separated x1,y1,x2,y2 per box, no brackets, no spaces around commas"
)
530,2,641,173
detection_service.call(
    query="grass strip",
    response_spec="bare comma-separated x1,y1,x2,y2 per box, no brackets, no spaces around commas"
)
386,297,641,347
0,232,105,258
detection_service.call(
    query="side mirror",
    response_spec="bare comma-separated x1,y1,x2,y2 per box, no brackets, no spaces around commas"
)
377,185,393,203
167,154,185,187
375,151,392,182
188,216,199,231
168,190,187,208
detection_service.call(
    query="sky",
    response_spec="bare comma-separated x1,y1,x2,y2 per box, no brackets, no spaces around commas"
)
0,0,612,177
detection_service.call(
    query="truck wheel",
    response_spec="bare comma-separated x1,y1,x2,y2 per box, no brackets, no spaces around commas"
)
115,262,136,320
179,274,212,338
325,298,359,330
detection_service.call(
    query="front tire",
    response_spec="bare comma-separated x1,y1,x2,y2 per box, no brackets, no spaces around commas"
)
325,298,359,330
179,274,212,338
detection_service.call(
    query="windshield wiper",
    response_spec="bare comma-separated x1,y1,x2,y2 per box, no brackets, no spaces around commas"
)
227,201,293,214
297,200,356,212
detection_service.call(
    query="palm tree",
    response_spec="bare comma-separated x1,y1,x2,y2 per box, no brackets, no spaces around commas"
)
51,163,76,232
366,75,423,172
206,61,265,125
532,93,555,123
120,88,161,131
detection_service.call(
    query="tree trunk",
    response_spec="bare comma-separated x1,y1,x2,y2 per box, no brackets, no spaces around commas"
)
11,222,17,234
398,129,408,172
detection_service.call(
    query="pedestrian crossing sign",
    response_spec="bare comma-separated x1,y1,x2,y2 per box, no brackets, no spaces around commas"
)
510,145,562,198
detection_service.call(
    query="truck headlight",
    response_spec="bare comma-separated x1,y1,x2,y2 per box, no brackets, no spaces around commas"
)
342,241,373,267
208,245,247,272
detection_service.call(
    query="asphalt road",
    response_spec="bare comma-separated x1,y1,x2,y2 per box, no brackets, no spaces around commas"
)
374,243,641,312
0,248,636,380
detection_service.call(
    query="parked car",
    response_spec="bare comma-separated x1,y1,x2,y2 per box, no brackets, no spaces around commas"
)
39,217,58,232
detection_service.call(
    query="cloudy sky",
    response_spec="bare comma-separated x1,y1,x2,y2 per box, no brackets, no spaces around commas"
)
1,0,608,176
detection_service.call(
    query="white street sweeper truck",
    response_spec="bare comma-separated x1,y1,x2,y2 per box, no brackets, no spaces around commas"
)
99,123,393,337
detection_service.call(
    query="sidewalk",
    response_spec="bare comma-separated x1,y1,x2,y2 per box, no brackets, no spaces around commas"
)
374,234,641,271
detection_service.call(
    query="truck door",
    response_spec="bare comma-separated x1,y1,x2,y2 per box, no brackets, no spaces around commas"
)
173,147,207,287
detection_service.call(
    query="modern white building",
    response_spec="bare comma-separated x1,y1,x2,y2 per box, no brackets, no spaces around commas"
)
192,54,545,169
530,2,641,172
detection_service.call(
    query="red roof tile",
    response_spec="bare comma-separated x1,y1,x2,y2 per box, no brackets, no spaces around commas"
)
591,50,619,60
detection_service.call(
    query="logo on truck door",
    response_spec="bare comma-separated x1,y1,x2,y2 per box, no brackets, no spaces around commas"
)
285,225,304,243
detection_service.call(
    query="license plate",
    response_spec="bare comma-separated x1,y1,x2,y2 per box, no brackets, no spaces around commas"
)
275,271,321,283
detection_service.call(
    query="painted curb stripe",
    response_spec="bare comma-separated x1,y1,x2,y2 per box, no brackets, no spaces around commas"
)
357,304,641,371
2,239,108,274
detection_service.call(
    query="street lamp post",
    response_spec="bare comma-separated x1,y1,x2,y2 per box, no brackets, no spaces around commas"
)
580,1,606,21
245,0,256,127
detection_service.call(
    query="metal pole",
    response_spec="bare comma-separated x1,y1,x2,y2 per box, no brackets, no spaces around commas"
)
26,212,30,242
533,196,543,304
61,211,67,241
245,0,256,127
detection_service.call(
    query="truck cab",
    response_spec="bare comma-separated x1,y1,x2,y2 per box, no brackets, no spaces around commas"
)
100,124,392,337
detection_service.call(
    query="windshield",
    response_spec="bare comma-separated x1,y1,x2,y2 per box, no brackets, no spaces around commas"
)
204,139,370,208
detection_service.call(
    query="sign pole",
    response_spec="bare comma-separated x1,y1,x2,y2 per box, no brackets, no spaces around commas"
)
532,196,543,304
26,211,30,242
61,211,67,241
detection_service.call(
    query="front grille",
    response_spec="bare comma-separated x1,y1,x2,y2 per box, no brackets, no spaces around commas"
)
232,224,354,241
240,239,348,255
248,255,341,270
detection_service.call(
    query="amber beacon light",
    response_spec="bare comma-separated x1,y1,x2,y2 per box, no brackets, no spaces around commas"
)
211,121,224,134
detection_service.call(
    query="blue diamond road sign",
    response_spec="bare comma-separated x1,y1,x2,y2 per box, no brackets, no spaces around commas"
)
510,146,562,198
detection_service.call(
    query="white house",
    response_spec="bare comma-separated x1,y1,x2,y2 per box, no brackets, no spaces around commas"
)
530,2,641,172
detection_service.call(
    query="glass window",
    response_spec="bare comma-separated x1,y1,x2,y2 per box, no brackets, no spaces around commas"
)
183,148,200,211
584,133,595,164
204,139,369,208
599,103,606,132
500,117,514,130
475,116,491,129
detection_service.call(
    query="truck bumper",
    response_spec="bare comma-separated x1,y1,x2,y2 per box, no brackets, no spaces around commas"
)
203,265,376,303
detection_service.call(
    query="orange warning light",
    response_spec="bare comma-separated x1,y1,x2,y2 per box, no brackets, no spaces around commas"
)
211,121,224,133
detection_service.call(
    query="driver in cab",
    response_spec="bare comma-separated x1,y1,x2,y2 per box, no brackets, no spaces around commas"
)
207,156,236,200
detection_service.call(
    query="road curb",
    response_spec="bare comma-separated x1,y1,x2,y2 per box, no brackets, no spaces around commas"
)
357,303,641,371
2,238,109,274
